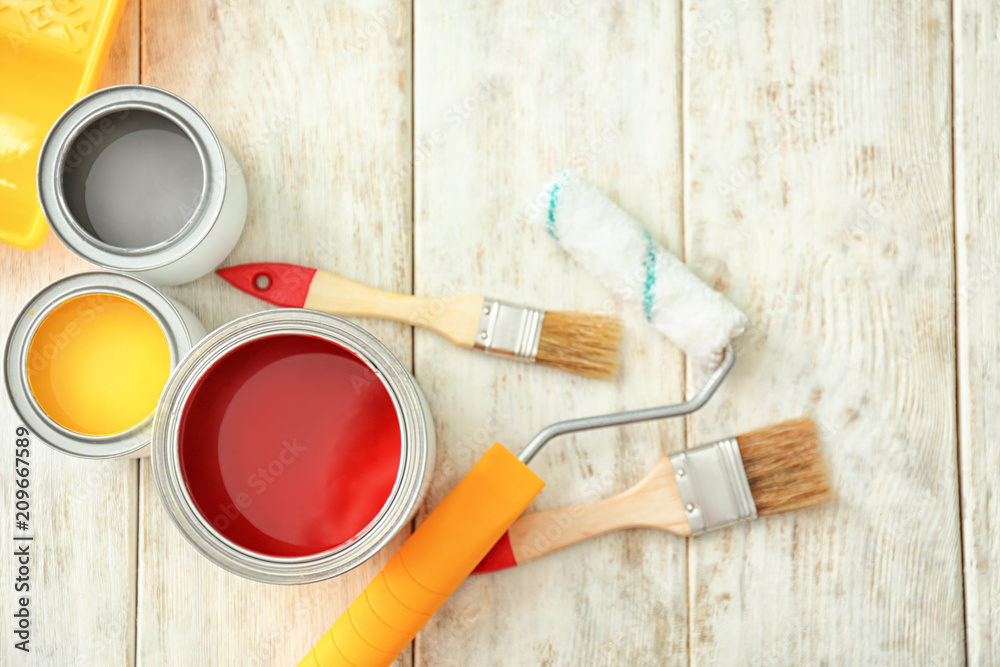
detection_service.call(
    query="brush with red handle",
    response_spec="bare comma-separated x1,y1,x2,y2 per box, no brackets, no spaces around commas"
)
474,418,833,573
217,262,622,380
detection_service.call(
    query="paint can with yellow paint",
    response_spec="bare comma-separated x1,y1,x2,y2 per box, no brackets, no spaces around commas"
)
5,272,205,458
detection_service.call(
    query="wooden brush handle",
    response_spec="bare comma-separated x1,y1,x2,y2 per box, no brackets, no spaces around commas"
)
507,457,690,567
304,270,484,347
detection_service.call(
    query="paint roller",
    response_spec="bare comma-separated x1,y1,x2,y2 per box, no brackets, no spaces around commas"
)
531,169,746,367
298,173,747,666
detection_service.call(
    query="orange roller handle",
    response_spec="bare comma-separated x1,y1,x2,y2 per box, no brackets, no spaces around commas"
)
299,443,545,667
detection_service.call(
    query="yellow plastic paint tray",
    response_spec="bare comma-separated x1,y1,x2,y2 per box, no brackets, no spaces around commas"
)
0,0,126,250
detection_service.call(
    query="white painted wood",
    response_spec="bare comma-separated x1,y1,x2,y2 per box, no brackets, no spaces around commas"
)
955,1,1000,663
0,2,140,665
413,1,688,664
683,1,964,664
137,1,412,665
3,1,992,664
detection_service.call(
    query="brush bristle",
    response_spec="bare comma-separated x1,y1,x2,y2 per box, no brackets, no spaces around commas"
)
736,417,833,516
535,311,623,380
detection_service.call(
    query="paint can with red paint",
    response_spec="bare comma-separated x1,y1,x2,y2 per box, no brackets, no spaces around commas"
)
150,309,435,583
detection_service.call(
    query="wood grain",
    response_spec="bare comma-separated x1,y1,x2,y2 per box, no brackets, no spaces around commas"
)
412,1,688,665
136,1,412,665
683,0,964,664
0,1,139,665
955,1,1000,663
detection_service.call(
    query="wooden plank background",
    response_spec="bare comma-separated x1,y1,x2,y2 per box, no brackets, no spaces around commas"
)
955,0,1000,664
683,1,963,664
413,2,688,665
0,0,993,665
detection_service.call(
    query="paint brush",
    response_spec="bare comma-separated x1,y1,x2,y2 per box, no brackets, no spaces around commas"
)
474,417,833,573
217,262,623,379
297,345,737,667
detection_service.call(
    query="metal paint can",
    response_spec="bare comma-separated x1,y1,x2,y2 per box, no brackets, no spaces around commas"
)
5,272,206,459
37,85,247,286
151,309,436,583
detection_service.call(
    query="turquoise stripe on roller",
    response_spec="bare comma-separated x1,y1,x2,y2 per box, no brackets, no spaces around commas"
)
642,230,656,321
545,182,562,240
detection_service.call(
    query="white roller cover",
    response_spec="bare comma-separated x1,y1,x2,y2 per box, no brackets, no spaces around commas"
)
530,170,746,368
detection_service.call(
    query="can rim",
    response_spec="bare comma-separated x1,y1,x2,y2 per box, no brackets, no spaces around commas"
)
37,84,228,271
4,272,195,458
151,309,434,584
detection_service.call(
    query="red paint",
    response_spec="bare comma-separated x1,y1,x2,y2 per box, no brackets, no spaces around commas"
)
178,334,401,558
471,531,517,574
216,262,317,308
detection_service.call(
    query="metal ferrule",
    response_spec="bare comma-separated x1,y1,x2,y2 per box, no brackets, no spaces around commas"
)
669,437,757,535
473,299,545,362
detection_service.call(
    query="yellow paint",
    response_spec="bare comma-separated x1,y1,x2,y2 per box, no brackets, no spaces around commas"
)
26,293,171,436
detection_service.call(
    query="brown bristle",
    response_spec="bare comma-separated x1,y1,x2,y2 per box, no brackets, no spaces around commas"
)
535,311,623,380
736,417,834,516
